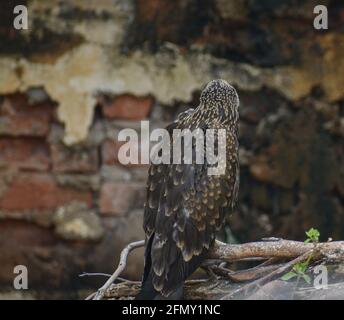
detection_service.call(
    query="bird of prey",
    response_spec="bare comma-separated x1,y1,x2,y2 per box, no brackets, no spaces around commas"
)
136,79,240,300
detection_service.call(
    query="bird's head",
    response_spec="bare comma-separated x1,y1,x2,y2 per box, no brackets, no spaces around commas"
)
200,79,239,124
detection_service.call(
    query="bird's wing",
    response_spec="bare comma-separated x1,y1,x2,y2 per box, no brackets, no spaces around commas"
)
144,121,234,296
143,108,195,237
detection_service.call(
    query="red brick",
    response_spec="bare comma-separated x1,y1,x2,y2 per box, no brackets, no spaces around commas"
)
0,138,50,171
0,93,55,136
51,143,98,173
0,174,92,210
101,139,123,165
99,182,145,215
101,94,153,120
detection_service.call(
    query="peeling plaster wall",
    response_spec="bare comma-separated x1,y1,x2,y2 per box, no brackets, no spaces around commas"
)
1,0,344,144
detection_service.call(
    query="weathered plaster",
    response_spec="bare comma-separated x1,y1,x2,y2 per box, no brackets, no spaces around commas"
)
1,0,343,144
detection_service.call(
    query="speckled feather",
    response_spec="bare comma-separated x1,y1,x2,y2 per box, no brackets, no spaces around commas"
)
139,79,240,299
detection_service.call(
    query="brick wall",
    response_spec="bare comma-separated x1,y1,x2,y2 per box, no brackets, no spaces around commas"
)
0,91,159,293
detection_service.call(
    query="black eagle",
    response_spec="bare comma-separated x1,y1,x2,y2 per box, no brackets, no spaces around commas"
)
136,79,240,299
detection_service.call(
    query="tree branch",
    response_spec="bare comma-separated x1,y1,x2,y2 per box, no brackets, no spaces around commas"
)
88,239,344,300
92,240,145,300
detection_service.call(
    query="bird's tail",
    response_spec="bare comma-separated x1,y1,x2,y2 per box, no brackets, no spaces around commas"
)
135,273,159,300
135,273,183,300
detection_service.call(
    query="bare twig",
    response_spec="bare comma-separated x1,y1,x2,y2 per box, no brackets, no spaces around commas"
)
79,272,112,278
92,240,145,300
226,263,285,282
79,272,139,284
85,292,96,300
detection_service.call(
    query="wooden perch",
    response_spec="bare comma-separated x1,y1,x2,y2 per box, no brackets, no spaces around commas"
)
210,239,344,261
88,238,344,300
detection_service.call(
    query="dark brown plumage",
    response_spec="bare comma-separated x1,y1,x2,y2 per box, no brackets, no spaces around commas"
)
136,79,240,300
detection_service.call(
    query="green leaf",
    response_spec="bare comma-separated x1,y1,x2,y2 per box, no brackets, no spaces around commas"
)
305,228,320,242
302,274,311,284
281,272,297,281
304,239,311,244
300,262,308,272
293,262,308,274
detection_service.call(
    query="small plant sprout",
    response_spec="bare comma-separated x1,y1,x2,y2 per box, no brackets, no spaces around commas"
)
281,261,311,284
305,228,320,244
281,227,321,284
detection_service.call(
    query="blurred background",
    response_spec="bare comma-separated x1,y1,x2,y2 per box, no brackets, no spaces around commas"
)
0,0,343,299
